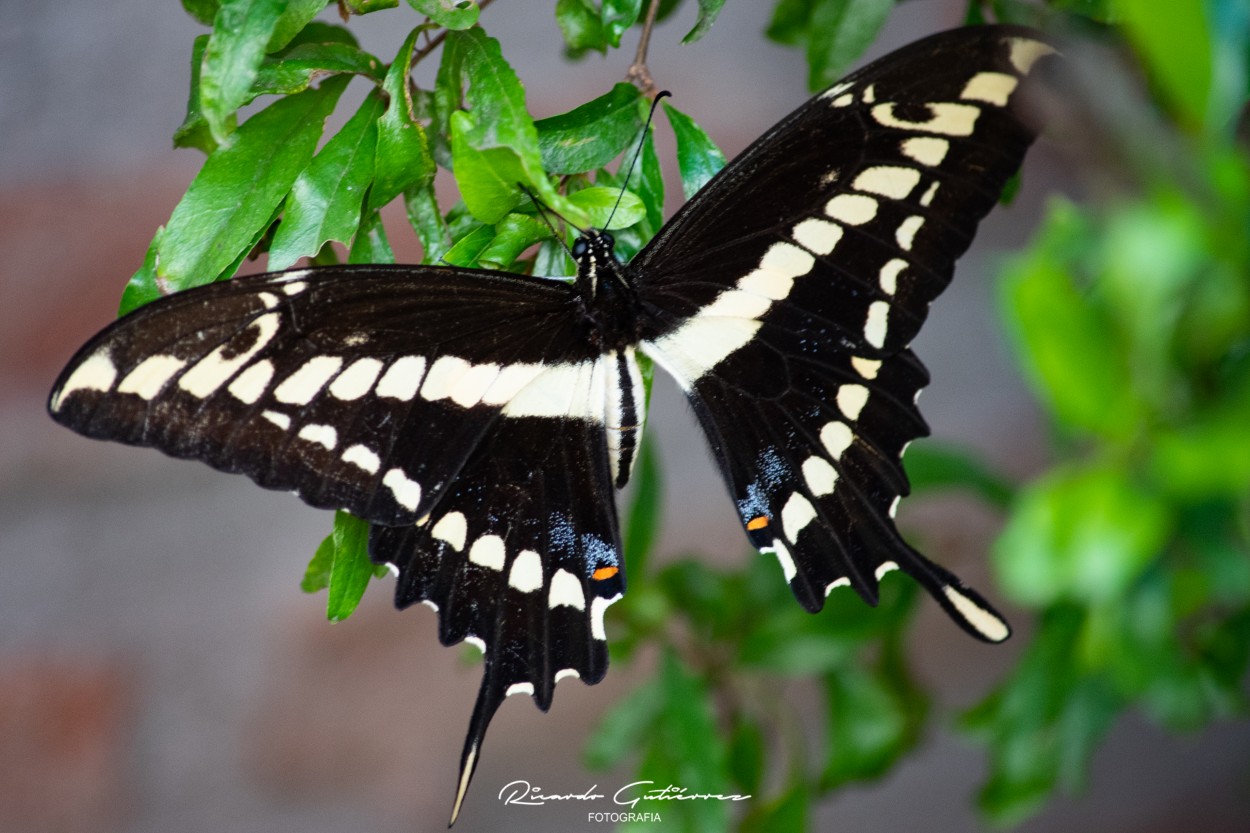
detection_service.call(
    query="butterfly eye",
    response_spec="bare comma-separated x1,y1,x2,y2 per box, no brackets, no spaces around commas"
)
599,231,615,248
571,238,588,259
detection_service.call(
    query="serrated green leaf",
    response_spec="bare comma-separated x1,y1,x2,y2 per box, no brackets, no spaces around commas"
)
326,511,375,621
370,30,435,212
566,186,644,229
406,0,480,29
201,0,287,143
348,209,395,263
535,83,643,174
663,102,726,199
158,76,349,291
440,28,573,224
269,88,385,269
683,0,726,43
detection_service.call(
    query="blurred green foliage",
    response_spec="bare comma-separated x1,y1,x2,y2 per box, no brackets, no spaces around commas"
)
115,0,1250,828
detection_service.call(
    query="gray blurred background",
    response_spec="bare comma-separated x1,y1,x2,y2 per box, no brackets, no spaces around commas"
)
2,1,1248,831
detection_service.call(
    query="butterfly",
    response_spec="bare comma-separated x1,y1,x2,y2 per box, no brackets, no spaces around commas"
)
48,24,1055,824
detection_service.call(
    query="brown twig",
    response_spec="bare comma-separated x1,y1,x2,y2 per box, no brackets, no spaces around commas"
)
626,0,662,96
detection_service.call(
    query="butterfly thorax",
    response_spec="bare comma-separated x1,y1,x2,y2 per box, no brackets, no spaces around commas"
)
572,230,642,350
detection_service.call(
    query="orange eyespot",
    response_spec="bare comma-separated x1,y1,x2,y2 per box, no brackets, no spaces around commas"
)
746,516,769,531
592,566,619,581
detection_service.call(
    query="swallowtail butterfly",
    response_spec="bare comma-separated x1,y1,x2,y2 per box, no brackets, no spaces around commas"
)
49,25,1055,823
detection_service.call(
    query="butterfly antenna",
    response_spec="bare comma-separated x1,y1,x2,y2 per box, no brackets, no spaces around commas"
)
519,182,578,258
604,89,671,230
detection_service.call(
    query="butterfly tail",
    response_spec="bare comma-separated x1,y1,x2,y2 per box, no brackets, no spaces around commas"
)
896,545,1011,643
449,674,504,826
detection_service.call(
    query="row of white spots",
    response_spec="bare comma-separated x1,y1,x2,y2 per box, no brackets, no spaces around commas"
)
51,351,119,411
182,313,281,400
644,233,824,386
901,136,950,167
118,355,187,400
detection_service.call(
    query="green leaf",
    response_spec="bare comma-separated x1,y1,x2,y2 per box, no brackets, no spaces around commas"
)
341,0,399,12
535,83,643,174
566,186,644,229
683,0,727,44
765,0,811,46
406,0,480,29
370,30,435,212
201,0,287,143
119,228,167,315
442,223,496,267
601,0,643,47
439,29,573,223
348,209,396,264
903,441,1014,508
804,0,893,90
623,437,661,581
478,212,550,269
740,783,807,833
270,88,385,269
821,642,925,788
584,674,664,769
301,532,336,592
268,0,332,52
994,463,1171,607
325,511,377,620
253,42,385,96
999,201,1143,439
158,76,349,292
1115,0,1213,129
636,128,665,234
663,101,726,199
174,35,220,153
726,715,765,796
556,0,608,53
182,0,220,26
404,180,455,264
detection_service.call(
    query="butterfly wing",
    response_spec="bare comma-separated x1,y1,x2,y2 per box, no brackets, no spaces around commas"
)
48,264,626,820
637,26,1055,639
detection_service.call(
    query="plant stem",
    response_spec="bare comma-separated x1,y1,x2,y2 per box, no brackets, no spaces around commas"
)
627,0,662,95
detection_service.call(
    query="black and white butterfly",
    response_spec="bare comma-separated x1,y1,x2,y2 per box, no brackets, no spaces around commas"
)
49,25,1054,824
